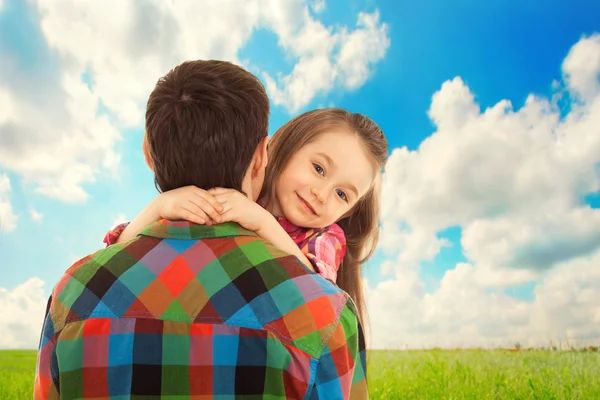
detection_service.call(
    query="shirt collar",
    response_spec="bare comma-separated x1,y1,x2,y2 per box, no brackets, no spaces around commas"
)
139,219,257,240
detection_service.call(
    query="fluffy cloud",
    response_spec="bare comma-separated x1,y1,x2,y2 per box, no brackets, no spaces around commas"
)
0,173,18,232
263,9,389,112
366,248,600,349
370,33,600,348
0,278,48,349
0,59,122,202
34,0,388,125
0,0,389,202
380,34,600,283
310,0,325,14
562,34,600,102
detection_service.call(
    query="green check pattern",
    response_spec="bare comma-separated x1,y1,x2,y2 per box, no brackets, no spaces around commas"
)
34,220,368,399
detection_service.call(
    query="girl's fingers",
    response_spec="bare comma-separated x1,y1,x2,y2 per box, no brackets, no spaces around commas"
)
213,193,234,205
181,206,207,225
195,190,224,213
216,199,232,214
189,197,222,223
217,208,235,224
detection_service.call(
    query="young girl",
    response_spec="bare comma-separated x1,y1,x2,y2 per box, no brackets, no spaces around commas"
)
104,108,388,324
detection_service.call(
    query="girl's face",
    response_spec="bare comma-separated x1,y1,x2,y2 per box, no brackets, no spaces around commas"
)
270,130,376,229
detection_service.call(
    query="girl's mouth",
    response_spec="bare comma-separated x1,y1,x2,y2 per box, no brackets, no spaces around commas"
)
296,193,317,215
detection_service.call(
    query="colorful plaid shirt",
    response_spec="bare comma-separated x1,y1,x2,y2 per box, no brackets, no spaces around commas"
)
104,218,346,284
35,220,367,399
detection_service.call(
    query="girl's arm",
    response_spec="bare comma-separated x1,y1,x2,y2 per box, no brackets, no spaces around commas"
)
114,200,160,244
208,187,315,271
112,186,224,244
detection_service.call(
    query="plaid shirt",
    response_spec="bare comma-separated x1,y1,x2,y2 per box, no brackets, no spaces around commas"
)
105,217,346,284
35,220,367,399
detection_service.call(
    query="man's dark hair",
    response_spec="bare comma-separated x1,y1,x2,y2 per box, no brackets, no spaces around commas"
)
145,60,270,193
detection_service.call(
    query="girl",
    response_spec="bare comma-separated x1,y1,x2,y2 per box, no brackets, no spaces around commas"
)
105,108,388,324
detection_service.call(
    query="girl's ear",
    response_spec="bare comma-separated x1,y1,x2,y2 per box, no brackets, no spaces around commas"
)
142,132,154,171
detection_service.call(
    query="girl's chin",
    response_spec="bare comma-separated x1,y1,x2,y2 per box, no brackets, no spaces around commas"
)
284,211,312,228
289,216,326,230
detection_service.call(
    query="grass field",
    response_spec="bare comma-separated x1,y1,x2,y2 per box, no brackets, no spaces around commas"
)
1,350,38,400
2,349,599,399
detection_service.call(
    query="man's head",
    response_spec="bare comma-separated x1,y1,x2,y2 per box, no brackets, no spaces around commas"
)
144,60,270,201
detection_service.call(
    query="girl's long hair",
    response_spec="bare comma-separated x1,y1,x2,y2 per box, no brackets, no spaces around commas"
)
259,108,388,329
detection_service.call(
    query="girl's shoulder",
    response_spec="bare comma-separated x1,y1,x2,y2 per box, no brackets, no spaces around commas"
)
275,216,346,246
318,222,346,242
304,222,347,252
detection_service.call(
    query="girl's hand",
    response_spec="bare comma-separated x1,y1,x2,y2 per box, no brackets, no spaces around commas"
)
154,186,224,225
208,187,272,232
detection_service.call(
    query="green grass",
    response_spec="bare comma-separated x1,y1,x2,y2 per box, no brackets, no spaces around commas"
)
0,350,38,400
368,349,600,399
2,349,599,399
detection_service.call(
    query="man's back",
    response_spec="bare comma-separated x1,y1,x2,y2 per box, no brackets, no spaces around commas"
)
34,220,367,399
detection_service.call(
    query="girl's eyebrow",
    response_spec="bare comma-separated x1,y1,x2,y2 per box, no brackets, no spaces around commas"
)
316,152,334,167
347,184,359,197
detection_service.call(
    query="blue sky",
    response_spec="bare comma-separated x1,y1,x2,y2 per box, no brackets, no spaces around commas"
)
1,0,599,349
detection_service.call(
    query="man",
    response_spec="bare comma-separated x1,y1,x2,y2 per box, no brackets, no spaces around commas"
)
34,60,368,399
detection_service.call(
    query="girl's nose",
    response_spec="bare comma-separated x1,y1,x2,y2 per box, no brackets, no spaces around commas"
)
311,187,326,203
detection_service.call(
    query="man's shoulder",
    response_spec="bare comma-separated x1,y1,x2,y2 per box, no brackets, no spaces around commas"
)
47,236,162,329
50,234,357,358
218,235,355,357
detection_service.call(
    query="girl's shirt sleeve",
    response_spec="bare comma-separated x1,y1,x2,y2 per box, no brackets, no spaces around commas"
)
303,223,346,283
102,222,130,247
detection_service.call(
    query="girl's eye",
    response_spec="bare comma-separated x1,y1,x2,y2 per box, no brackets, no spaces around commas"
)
336,189,348,202
313,163,324,175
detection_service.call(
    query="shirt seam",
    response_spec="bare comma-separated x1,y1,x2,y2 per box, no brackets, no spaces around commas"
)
302,356,320,400
301,294,351,400
53,309,343,358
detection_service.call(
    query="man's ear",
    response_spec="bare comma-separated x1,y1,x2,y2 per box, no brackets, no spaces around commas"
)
142,132,154,171
254,135,269,173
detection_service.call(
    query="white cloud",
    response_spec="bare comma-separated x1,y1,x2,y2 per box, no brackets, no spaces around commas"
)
30,208,43,224
366,248,600,349
0,64,122,202
262,7,389,112
310,0,325,13
112,213,128,228
368,33,600,348
379,222,450,270
0,0,389,203
33,0,389,118
463,207,600,282
562,34,600,102
0,278,48,349
380,33,600,284
363,33,600,348
0,173,18,232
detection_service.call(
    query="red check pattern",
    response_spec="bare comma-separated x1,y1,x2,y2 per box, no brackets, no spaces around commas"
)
35,220,367,399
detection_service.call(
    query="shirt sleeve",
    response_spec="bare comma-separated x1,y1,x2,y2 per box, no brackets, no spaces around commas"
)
103,222,130,247
304,224,347,283
33,295,60,400
307,299,368,399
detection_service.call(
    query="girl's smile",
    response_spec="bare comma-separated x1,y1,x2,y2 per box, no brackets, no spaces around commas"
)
270,129,376,229
296,192,318,216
